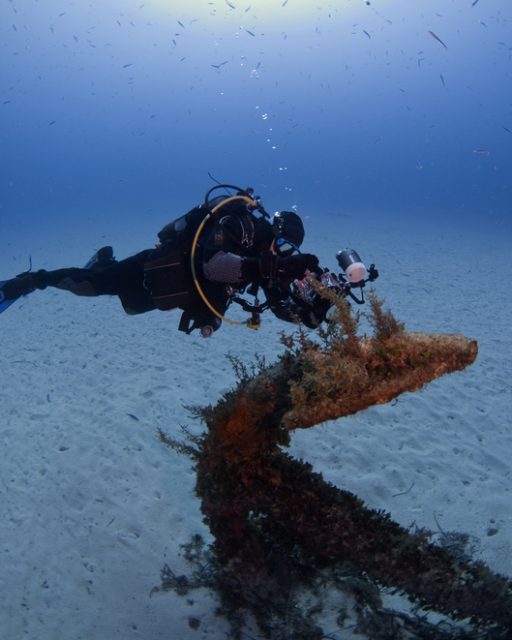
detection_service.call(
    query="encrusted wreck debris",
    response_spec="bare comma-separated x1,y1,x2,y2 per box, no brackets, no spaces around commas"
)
162,293,512,638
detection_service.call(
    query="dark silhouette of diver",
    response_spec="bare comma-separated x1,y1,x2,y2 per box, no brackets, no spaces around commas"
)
0,185,331,336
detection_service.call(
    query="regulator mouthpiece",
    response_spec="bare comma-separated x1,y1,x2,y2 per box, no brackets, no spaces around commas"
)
336,249,367,285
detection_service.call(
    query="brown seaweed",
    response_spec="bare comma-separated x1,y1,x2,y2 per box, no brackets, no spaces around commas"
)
165,293,512,637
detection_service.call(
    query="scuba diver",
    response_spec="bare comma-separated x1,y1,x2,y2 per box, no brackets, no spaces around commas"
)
0,184,334,336
0,184,379,335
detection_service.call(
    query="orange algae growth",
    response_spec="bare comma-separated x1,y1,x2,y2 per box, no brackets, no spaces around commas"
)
166,294,511,636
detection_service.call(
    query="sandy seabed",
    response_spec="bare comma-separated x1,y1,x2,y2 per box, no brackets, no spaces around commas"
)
1,210,511,639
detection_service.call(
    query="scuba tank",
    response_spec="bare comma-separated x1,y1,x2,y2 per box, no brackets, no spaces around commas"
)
157,204,210,247
156,186,261,247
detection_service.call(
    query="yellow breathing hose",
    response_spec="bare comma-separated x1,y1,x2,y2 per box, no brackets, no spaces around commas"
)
190,194,257,326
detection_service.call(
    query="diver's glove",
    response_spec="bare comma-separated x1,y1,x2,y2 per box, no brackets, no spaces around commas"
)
242,252,319,281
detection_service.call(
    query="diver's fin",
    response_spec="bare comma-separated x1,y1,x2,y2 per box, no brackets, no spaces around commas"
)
84,246,116,269
0,281,18,315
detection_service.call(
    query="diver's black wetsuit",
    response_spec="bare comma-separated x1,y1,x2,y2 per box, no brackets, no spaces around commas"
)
38,250,156,315
2,196,325,333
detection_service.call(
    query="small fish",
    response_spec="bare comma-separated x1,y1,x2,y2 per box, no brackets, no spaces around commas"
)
245,29,255,36
428,30,448,49
49,120,56,125
127,413,140,421
471,0,480,6
177,20,184,28
473,148,490,156
226,0,236,8
363,29,371,39
122,63,133,68
282,0,288,6
503,126,511,133
439,73,446,88
3,100,12,104
211,60,229,69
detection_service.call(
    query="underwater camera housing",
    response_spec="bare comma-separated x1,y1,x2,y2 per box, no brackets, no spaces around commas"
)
292,248,379,309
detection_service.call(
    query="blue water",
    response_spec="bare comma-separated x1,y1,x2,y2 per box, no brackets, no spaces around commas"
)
1,0,510,233
1,4,512,638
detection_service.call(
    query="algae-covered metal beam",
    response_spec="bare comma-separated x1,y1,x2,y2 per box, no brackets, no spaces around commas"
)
191,297,512,636
205,330,477,460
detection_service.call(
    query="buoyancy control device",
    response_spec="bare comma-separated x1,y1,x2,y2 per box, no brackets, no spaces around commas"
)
143,185,261,332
